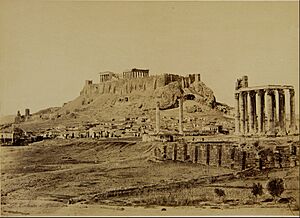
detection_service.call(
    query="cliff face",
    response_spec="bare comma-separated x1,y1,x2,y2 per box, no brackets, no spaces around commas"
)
79,74,216,111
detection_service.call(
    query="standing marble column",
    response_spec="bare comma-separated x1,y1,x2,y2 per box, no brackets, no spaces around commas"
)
249,91,256,134
181,78,185,88
278,89,286,135
257,90,266,134
244,92,249,133
156,101,160,133
272,91,277,127
289,89,296,133
239,92,245,134
178,97,184,134
266,89,275,135
235,93,240,134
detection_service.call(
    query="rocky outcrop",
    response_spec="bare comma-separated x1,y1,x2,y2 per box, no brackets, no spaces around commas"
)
155,82,184,110
79,74,217,111
187,81,216,108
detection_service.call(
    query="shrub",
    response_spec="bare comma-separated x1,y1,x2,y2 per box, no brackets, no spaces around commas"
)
267,178,284,201
214,188,225,197
214,188,226,202
251,182,263,199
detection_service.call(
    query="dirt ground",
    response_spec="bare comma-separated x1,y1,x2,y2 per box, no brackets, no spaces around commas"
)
1,138,299,216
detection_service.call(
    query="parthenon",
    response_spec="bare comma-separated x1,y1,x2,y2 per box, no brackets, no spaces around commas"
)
123,68,149,79
234,76,296,136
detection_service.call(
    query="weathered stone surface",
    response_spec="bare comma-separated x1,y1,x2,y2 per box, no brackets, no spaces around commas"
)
188,81,216,108
154,82,183,110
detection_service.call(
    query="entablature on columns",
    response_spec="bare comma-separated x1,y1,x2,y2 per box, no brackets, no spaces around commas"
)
235,85,294,94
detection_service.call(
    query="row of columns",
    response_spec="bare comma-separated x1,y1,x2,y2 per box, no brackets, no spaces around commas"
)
99,74,110,82
235,88,296,136
123,71,149,79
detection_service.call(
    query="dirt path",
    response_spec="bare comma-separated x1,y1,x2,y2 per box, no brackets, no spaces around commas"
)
3,204,296,216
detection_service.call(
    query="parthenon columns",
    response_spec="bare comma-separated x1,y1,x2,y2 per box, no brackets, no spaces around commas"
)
235,86,296,136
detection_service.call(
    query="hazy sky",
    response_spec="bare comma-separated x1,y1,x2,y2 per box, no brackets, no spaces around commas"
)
0,1,298,116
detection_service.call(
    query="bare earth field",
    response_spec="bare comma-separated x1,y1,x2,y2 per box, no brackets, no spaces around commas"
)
1,138,299,216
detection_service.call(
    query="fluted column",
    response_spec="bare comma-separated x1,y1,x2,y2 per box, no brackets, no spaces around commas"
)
289,89,296,133
266,89,275,135
272,91,277,126
249,91,256,134
259,89,265,134
239,91,245,134
156,101,160,133
235,93,240,134
278,89,286,135
178,97,184,134
244,92,249,133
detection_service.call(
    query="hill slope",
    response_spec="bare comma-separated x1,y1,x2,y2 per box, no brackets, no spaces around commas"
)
5,74,234,131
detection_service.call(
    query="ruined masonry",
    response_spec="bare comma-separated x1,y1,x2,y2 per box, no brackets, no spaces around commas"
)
234,76,296,136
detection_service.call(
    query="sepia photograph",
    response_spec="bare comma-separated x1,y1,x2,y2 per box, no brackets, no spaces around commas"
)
0,0,299,216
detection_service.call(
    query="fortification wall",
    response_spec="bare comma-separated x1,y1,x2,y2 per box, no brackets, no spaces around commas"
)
78,72,216,110
80,75,171,97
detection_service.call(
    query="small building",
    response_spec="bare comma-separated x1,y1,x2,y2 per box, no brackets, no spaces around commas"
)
99,71,114,82
142,131,179,142
0,126,26,146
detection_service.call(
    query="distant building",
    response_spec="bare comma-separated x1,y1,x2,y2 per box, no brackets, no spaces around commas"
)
14,109,31,123
99,71,115,82
123,68,149,79
0,125,26,145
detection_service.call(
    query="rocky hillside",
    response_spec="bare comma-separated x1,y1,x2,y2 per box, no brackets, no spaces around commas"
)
2,73,234,131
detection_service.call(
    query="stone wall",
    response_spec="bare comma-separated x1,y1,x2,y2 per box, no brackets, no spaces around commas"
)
152,141,299,171
80,73,204,98
80,75,168,97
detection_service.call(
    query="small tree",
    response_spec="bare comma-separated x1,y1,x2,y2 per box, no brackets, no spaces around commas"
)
266,178,284,202
214,188,226,202
251,182,263,201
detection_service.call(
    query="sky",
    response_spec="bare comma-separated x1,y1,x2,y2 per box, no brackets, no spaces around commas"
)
0,0,298,116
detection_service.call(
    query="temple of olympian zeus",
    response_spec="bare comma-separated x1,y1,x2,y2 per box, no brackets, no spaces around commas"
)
234,76,297,136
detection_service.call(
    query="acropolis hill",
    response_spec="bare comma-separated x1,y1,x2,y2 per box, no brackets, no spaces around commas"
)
63,68,232,122
80,69,216,110
7,68,233,133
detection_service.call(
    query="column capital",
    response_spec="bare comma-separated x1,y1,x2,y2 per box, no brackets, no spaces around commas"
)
277,89,285,95
240,91,248,97
249,90,256,97
289,88,295,96
266,89,275,95
234,92,239,99
257,89,265,96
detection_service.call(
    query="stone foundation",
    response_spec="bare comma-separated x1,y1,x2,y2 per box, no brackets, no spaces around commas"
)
153,141,299,171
